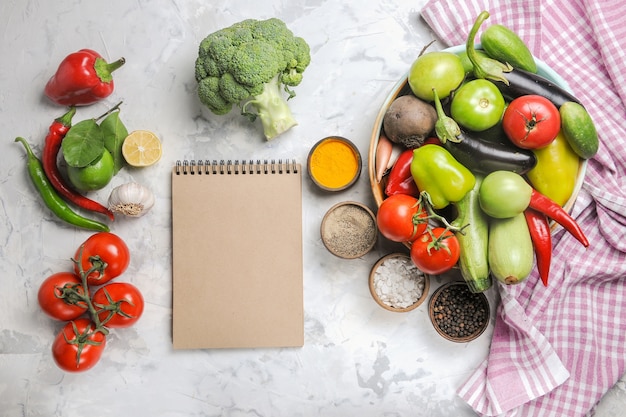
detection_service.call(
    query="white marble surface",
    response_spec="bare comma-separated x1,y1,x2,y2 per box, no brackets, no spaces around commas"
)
0,0,624,416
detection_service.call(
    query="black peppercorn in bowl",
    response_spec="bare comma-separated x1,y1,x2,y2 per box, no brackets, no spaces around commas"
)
429,281,490,343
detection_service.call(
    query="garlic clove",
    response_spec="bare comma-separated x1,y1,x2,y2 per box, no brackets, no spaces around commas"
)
108,182,155,217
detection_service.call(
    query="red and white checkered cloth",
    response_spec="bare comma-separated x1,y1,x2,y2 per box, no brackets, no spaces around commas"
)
420,1,626,416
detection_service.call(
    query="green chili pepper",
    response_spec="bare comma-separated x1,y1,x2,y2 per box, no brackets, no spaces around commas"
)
14,137,110,232
410,144,476,209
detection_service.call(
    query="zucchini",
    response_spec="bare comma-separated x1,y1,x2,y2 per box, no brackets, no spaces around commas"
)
442,128,537,175
452,176,492,293
481,24,537,73
488,212,534,285
494,68,581,108
559,101,599,159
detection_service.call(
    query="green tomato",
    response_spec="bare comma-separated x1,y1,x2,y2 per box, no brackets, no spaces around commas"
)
67,150,115,192
478,171,532,218
451,79,505,132
408,51,465,102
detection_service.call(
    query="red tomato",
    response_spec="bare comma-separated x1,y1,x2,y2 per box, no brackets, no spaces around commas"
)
376,194,428,242
93,282,145,328
52,318,106,372
502,95,561,149
74,232,130,286
410,227,460,275
38,272,88,321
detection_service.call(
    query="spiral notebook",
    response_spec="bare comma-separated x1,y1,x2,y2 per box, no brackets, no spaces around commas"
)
171,159,303,349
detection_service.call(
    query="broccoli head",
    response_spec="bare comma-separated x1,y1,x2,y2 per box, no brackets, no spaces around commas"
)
195,18,311,140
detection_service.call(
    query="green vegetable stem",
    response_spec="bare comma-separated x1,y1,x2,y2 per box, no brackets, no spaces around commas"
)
466,11,513,84
410,144,476,209
194,18,311,140
14,137,110,232
432,88,462,143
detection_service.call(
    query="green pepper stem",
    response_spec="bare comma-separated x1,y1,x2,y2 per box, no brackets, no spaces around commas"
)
106,57,126,73
14,137,34,159
55,107,76,126
94,57,126,83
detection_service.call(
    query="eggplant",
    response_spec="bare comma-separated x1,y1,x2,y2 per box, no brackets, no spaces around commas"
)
494,68,581,108
442,129,537,175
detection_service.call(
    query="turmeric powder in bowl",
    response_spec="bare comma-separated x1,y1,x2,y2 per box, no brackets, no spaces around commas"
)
307,137,362,191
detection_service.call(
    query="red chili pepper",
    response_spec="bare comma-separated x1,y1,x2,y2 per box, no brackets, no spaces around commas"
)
384,149,420,197
44,49,125,106
42,107,115,221
524,208,551,286
528,189,589,247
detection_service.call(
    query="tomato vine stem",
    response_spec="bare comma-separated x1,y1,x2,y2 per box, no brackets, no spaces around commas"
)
71,245,109,336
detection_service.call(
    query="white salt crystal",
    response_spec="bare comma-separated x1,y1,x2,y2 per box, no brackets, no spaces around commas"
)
373,256,425,309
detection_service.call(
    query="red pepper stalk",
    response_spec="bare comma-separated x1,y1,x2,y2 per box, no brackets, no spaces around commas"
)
524,208,552,286
44,49,125,106
42,107,115,221
384,149,420,197
528,189,589,248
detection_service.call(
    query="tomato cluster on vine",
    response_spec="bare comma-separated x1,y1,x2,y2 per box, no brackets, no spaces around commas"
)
376,192,463,275
38,232,144,372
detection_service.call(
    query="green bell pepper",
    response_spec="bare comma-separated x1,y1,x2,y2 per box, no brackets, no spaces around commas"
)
410,144,476,209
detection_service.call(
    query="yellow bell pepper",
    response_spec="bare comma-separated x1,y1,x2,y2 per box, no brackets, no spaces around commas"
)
526,131,579,206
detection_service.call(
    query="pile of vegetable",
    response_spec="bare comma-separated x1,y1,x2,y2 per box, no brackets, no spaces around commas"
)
15,48,158,231
38,232,143,372
14,49,158,372
194,18,311,140
374,11,598,292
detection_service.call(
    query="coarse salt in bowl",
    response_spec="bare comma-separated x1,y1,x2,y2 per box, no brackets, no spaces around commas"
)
369,253,430,312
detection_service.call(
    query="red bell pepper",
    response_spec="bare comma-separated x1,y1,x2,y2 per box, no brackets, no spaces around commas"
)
524,208,551,286
41,107,115,220
44,49,125,106
384,149,419,197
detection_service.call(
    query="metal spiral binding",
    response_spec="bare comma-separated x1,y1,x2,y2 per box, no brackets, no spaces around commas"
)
175,159,298,175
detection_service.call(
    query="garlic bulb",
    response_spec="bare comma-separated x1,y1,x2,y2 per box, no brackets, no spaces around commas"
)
108,182,155,217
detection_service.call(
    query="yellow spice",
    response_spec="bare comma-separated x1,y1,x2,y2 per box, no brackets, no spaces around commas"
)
309,139,359,189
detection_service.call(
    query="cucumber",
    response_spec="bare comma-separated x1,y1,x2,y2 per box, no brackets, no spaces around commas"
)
559,101,599,159
452,176,492,293
488,213,534,285
480,24,537,73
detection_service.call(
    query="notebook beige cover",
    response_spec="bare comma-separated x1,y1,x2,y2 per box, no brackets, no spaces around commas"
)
171,159,303,349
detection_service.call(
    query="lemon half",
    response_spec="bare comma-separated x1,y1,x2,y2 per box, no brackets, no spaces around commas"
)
122,130,162,167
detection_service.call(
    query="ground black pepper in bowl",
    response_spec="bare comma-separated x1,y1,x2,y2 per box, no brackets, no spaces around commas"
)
429,282,490,343
320,201,377,259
